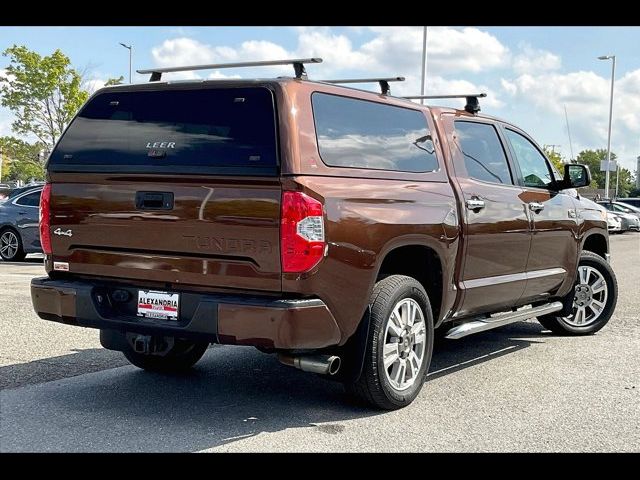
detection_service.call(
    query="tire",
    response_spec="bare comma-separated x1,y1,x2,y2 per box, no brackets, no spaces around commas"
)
123,338,209,373
0,228,26,262
538,251,617,335
346,275,434,410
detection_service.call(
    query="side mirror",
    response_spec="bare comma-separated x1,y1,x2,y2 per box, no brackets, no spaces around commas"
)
562,164,591,189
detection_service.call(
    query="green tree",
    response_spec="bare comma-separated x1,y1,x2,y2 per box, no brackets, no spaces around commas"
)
543,147,565,173
575,149,634,197
0,45,89,152
0,136,46,182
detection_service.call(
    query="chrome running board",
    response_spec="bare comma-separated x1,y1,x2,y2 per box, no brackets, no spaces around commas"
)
445,301,563,340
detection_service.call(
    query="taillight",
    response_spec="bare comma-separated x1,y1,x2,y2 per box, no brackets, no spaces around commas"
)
39,183,52,255
281,191,325,273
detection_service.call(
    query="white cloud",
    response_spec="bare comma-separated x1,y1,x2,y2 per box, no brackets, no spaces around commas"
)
0,68,16,89
83,78,107,94
512,44,561,75
503,68,640,170
152,37,215,68
501,78,517,96
359,27,509,76
0,116,12,136
396,74,503,109
149,26,510,81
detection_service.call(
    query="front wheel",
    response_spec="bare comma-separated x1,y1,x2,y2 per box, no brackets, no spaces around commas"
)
538,251,617,335
346,275,434,410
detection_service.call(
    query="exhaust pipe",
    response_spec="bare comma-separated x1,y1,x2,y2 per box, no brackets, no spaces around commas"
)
278,354,341,376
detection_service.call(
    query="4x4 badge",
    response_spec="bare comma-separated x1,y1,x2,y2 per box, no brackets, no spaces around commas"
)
53,228,73,237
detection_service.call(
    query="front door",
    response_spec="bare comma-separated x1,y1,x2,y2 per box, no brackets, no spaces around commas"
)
447,119,531,317
501,127,579,303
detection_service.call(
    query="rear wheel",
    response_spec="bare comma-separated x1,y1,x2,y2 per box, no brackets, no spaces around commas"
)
123,338,209,372
346,275,434,410
538,251,617,335
0,228,26,262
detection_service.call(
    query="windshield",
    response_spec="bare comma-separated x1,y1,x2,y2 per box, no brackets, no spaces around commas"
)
615,202,640,214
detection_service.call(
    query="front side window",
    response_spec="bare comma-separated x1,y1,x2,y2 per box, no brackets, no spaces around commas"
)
504,129,554,189
15,190,41,207
454,121,513,185
311,93,439,173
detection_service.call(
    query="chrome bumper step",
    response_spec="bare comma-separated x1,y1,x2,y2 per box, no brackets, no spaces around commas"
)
445,301,563,340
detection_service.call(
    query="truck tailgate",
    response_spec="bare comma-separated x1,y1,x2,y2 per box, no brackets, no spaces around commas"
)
49,175,281,291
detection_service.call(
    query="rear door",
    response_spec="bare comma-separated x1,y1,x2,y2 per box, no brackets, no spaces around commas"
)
47,85,283,292
447,118,531,317
501,127,578,302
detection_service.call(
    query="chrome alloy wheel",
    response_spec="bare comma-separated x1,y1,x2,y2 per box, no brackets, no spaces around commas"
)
564,265,609,327
0,231,19,260
382,298,427,391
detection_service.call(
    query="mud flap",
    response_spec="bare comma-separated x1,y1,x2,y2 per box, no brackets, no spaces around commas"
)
333,306,371,384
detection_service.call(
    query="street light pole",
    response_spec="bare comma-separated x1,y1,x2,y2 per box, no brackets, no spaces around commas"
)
420,27,427,105
119,43,132,83
598,54,616,199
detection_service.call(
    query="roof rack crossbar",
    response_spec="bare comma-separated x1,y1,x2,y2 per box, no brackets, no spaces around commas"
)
321,77,405,95
402,93,487,114
137,58,323,82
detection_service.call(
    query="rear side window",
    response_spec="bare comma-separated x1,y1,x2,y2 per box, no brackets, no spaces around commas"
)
49,87,278,174
15,190,41,207
454,121,513,185
311,93,439,173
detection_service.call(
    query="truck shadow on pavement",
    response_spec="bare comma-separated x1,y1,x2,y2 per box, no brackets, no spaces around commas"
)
2,321,549,452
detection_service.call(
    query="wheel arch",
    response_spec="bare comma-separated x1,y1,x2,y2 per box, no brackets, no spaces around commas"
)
374,240,445,326
581,232,609,260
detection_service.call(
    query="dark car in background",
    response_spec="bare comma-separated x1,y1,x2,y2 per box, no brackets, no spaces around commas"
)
0,186,43,261
618,198,640,209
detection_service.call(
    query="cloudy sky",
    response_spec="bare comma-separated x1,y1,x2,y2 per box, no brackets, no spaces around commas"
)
1,26,639,171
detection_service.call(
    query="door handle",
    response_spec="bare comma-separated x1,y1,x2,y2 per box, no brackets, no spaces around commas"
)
466,199,485,211
529,202,545,213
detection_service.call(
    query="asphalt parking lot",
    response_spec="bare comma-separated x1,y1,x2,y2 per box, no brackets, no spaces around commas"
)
1,234,638,452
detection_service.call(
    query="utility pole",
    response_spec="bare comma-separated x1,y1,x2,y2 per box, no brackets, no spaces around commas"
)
544,144,562,155
119,43,132,83
0,147,3,183
598,54,616,199
420,27,428,105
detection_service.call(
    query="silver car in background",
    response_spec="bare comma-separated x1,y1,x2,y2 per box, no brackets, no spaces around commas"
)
597,201,640,232
580,198,623,234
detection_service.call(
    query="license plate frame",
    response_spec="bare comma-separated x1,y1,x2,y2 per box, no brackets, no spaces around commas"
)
137,289,180,321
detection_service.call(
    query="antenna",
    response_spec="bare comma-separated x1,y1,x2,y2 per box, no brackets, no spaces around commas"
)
321,77,405,95
403,93,487,114
137,58,323,82
564,105,575,162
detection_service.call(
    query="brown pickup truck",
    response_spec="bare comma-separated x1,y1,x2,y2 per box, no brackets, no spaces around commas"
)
31,59,618,409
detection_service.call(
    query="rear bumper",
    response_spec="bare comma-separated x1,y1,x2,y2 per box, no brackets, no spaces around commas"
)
30,277,341,350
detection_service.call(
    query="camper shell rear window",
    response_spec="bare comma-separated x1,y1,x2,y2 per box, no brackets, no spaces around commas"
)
49,86,278,175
